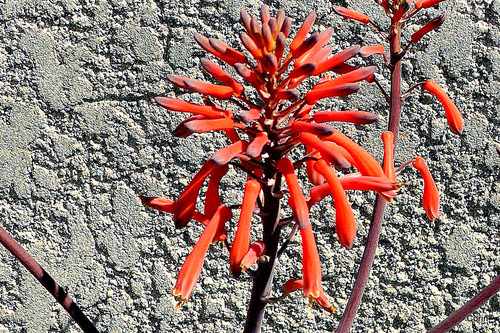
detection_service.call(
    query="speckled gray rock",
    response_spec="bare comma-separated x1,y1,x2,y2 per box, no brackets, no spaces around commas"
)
0,0,498,332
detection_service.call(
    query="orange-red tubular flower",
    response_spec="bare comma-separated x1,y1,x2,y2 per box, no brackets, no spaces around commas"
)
313,66,376,88
172,205,232,309
277,158,310,229
240,241,266,271
333,6,370,24
200,58,244,95
300,224,323,300
423,79,464,135
140,196,208,225
155,97,226,119
323,131,385,178
412,157,440,220
174,160,217,229
294,28,333,68
289,11,316,53
139,196,175,213
309,175,399,206
305,83,360,104
359,45,386,58
306,147,325,186
313,159,356,249
184,117,240,134
297,133,351,170
313,111,379,125
381,131,396,182
210,140,247,165
415,0,445,9
297,132,351,169
229,179,261,277
183,78,235,100
411,14,446,44
247,132,270,158
312,45,360,76
204,165,229,219
282,279,335,313
290,121,335,137
194,33,246,66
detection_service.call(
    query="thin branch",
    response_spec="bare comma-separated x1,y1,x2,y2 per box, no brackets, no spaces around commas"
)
401,81,426,100
374,77,390,104
277,222,299,259
0,226,99,333
428,274,500,333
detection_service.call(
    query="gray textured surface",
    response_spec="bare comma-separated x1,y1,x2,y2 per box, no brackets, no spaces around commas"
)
0,0,499,332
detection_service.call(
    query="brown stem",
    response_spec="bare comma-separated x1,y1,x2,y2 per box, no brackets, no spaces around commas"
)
336,21,403,333
243,172,282,333
0,226,99,333
427,274,500,333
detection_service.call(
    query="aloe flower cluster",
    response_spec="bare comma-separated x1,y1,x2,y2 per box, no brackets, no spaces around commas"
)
139,5,444,319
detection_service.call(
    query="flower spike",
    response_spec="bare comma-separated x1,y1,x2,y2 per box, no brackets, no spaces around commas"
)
423,79,463,134
412,157,440,220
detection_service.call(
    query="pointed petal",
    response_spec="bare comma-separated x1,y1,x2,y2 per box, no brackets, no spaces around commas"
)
240,108,262,123
184,117,239,134
208,38,247,64
413,157,440,220
313,66,376,88
291,32,320,59
295,28,333,68
229,179,261,276
415,0,446,10
423,79,463,135
313,159,356,248
359,45,386,58
306,148,325,186
323,131,385,177
240,32,264,60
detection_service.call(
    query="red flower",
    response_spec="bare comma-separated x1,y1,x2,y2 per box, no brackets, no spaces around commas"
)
413,157,440,220
313,159,356,248
300,224,323,299
230,179,261,277
423,79,463,135
172,205,232,309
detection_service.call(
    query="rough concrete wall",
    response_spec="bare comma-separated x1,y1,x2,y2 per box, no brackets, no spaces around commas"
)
0,0,498,332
